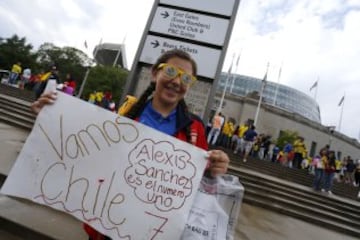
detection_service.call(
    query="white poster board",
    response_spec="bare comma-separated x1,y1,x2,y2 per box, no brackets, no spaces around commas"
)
1,92,208,240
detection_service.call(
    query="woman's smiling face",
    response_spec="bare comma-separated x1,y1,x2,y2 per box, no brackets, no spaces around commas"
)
152,57,194,109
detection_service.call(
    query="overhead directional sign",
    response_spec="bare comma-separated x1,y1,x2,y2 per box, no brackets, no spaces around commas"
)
122,0,241,120
150,7,230,46
160,0,236,16
140,35,221,79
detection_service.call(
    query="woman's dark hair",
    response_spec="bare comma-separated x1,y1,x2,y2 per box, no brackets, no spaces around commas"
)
151,49,197,76
125,81,156,120
125,49,197,143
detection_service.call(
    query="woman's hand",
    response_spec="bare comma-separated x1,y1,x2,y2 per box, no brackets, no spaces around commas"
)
31,91,58,114
207,150,230,177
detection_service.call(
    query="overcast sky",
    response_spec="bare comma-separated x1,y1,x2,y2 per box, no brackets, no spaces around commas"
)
1,0,359,140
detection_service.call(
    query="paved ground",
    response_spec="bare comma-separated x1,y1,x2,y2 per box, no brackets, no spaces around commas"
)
0,123,28,177
236,203,358,240
0,122,358,240
0,230,23,240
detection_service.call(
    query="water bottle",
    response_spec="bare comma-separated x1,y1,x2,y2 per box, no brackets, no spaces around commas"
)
44,79,57,93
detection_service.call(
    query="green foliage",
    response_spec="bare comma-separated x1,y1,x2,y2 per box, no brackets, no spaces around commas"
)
276,130,299,149
0,34,128,102
37,43,92,83
0,35,94,91
0,34,38,71
82,65,128,104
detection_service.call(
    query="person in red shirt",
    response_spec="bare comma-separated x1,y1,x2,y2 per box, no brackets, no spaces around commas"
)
62,73,76,95
323,151,336,194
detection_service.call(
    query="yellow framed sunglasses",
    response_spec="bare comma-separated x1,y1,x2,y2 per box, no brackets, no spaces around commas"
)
158,63,197,86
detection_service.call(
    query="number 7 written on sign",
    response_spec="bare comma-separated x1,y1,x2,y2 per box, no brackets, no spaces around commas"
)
145,211,169,239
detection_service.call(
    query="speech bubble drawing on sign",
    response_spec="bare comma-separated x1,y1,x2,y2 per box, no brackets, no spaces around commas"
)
124,139,196,212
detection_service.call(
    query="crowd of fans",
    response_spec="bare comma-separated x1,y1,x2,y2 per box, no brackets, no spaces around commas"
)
206,112,360,198
87,90,116,112
2,61,117,113
2,62,76,98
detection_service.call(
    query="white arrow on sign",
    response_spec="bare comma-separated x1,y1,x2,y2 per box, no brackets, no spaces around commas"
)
150,7,230,46
160,0,236,16
140,35,221,79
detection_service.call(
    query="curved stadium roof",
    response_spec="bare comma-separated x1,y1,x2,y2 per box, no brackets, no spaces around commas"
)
218,73,321,123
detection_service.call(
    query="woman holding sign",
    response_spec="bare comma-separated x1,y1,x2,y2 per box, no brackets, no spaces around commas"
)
31,49,230,239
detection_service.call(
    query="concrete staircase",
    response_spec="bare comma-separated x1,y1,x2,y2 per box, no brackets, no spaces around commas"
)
228,165,360,237
0,84,36,131
1,85,360,239
0,84,36,102
226,150,360,200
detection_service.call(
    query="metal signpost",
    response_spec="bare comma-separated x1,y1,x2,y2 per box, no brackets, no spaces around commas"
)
122,0,240,122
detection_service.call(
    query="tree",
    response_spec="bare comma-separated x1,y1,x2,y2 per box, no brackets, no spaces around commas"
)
276,130,298,149
36,43,93,85
82,65,128,105
0,34,38,71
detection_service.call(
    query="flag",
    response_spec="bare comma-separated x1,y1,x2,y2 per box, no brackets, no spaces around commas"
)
277,66,282,81
262,62,269,83
227,54,235,73
310,81,318,91
84,40,88,49
122,35,127,44
235,54,240,70
338,95,345,106
262,72,267,83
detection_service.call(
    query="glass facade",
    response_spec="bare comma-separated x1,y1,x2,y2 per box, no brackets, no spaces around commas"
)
217,73,321,123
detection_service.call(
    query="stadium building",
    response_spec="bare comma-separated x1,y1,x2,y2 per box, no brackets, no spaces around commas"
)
210,73,359,159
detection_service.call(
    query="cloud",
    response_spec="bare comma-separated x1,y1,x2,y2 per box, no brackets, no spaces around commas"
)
226,0,360,138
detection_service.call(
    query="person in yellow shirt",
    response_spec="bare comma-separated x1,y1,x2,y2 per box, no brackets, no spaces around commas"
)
334,158,342,182
88,91,96,104
293,137,307,169
219,120,234,148
95,91,104,105
9,61,22,85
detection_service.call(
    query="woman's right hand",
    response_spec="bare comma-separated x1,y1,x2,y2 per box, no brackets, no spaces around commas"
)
31,91,58,114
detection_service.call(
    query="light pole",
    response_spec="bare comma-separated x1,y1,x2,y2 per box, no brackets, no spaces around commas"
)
327,126,336,147
77,39,102,98
254,63,269,127
217,53,235,113
77,66,91,98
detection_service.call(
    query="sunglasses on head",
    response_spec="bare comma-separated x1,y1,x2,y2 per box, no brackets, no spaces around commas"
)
157,63,197,86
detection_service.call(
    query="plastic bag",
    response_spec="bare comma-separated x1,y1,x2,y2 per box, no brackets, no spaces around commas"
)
181,174,244,240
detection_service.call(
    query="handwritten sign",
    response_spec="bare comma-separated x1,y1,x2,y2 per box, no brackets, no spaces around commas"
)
1,92,208,240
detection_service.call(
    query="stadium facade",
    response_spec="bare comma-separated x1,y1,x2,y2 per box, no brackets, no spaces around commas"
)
217,74,321,123
211,73,359,159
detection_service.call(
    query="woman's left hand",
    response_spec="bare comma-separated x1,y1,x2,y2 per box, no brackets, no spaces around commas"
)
207,150,230,177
